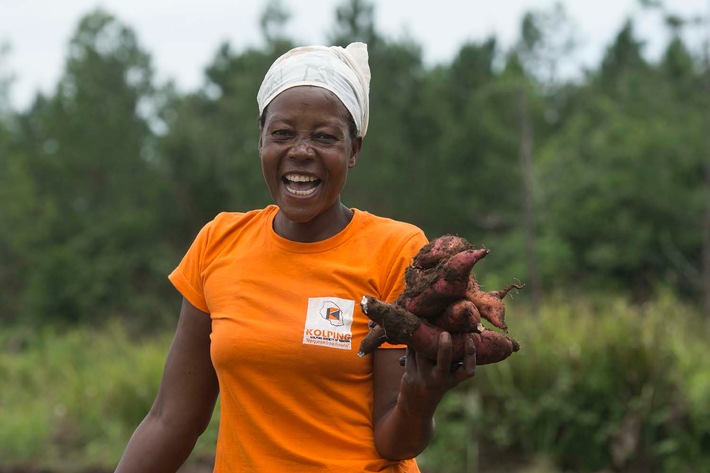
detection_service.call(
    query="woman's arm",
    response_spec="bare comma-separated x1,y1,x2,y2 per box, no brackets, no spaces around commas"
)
114,298,220,473
372,332,476,460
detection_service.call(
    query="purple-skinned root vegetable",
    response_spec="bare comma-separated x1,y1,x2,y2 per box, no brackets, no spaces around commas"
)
357,324,388,356
411,234,474,270
432,299,483,334
360,296,519,364
397,248,490,320
357,234,522,368
466,278,525,331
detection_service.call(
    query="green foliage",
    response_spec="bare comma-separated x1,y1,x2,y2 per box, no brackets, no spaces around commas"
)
1,0,708,470
537,54,706,297
157,43,277,244
419,292,710,472
0,320,219,471
260,0,292,45
2,9,177,324
330,0,377,45
1,0,708,325
599,20,650,83
1,295,707,472
0,322,174,469
0,41,12,115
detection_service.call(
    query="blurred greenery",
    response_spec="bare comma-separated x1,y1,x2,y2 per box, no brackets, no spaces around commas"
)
1,0,707,325
0,0,708,471
420,290,710,472
1,293,707,472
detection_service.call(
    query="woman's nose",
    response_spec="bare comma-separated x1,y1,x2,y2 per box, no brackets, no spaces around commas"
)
288,136,314,158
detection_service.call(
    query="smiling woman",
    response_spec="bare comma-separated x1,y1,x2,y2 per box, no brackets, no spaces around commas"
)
254,43,370,241
114,42,477,473
259,86,361,241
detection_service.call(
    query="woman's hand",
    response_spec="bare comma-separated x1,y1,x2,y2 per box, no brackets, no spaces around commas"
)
372,332,476,460
400,331,477,407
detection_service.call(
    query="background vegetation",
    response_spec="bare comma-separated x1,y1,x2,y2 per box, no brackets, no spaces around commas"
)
0,0,708,471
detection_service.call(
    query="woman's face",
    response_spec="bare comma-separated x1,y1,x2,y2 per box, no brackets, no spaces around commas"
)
259,86,361,230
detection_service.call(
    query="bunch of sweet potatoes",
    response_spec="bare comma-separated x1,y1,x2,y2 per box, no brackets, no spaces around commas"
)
359,234,522,366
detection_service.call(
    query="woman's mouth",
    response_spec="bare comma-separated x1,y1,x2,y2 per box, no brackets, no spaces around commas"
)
283,173,321,196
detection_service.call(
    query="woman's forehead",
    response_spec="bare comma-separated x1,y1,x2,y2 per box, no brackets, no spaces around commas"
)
265,86,349,119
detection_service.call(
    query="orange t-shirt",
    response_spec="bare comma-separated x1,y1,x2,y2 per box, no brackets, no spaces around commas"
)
169,205,428,472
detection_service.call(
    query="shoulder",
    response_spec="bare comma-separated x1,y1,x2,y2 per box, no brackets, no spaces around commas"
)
355,209,425,238
190,206,276,254
201,206,274,239
353,209,428,254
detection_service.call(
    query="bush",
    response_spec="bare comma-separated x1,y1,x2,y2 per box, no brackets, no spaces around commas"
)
418,291,710,472
0,321,219,471
1,293,707,472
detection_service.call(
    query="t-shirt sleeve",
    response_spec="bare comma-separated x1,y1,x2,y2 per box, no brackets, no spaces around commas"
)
382,229,428,304
168,220,214,314
378,229,428,350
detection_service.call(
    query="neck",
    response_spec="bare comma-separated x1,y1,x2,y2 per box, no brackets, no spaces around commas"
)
274,203,354,243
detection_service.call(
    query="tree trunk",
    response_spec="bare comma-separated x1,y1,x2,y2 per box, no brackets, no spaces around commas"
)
703,16,710,318
519,89,542,315
703,155,710,318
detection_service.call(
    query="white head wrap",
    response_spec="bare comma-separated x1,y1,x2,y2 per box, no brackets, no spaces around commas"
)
257,42,371,137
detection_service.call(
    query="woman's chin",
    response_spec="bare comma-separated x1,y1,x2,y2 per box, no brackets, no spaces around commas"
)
276,202,321,225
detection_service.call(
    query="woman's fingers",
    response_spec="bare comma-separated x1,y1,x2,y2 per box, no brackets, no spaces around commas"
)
434,331,453,375
400,331,476,391
457,334,477,378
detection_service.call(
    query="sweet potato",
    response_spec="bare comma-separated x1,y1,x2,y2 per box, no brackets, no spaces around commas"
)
465,279,524,331
404,265,425,289
488,283,525,300
397,248,489,319
432,299,483,334
358,323,388,356
358,235,522,369
397,331,520,367
360,295,472,360
471,330,521,364
411,234,474,269
360,296,422,345
360,296,518,364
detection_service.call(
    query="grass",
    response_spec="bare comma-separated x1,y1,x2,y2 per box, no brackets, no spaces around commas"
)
1,292,708,472
418,290,710,472
0,321,218,472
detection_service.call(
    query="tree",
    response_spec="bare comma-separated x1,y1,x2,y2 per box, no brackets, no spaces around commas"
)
9,9,170,323
157,42,277,243
536,26,706,299
597,20,651,97
260,0,291,46
329,0,378,46
647,0,710,314
0,41,13,116
515,2,578,87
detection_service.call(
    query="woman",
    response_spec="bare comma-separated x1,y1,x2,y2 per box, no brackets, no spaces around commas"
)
115,42,476,473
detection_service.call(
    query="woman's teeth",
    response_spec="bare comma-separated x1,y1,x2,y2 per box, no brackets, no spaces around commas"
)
284,174,320,196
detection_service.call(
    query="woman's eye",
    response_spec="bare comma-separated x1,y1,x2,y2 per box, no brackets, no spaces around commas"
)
272,129,292,138
314,133,337,143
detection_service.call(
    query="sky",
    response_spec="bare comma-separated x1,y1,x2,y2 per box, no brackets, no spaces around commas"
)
1,0,708,110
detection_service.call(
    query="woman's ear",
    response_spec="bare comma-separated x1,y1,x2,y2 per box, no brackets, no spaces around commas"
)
348,136,363,168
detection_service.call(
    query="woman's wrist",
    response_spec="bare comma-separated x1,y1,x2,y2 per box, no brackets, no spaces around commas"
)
396,380,443,421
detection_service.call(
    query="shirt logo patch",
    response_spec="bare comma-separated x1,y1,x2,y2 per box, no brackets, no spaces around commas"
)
303,297,354,350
